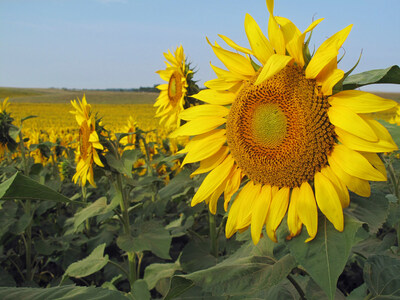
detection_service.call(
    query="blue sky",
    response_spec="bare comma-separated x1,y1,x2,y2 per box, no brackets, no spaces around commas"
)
0,0,399,91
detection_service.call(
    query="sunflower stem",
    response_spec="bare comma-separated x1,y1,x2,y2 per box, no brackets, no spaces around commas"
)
81,185,90,232
287,274,306,300
208,210,218,258
116,172,137,289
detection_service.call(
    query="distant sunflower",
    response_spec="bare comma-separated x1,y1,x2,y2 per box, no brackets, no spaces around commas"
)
70,95,104,187
171,0,398,243
121,116,139,151
154,45,194,130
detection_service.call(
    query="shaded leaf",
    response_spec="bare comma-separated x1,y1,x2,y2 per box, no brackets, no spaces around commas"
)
164,276,194,300
287,215,362,300
364,254,400,299
180,239,218,273
0,285,127,300
0,172,73,203
305,277,346,300
72,197,109,232
105,154,132,178
166,254,296,297
9,213,31,235
352,233,397,258
143,261,181,290
132,221,172,259
64,243,109,278
132,279,150,300
343,65,400,90
346,189,389,234
116,233,135,253
347,284,367,300
158,169,194,201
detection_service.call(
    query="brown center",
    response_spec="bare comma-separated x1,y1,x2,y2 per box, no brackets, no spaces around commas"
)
168,71,183,107
226,65,336,188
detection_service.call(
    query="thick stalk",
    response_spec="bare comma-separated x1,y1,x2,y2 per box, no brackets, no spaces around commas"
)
19,130,33,281
208,210,218,258
116,172,137,289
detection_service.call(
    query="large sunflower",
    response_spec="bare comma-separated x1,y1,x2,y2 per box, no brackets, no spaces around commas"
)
70,95,104,187
171,0,398,244
154,45,190,130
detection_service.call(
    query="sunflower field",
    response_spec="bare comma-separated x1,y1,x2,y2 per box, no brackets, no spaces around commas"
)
1,1,400,299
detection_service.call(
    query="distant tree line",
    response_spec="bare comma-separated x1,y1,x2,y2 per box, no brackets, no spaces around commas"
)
60,85,160,92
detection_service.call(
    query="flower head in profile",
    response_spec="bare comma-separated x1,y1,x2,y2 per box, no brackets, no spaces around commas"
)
154,45,199,130
0,97,18,157
70,95,104,187
171,0,398,244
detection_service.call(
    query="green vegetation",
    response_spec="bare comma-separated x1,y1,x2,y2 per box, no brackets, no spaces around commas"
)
0,87,158,104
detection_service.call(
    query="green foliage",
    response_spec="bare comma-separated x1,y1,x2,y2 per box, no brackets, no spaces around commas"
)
343,65,400,89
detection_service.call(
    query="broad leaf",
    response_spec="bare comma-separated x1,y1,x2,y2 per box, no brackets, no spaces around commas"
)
131,220,172,259
143,261,181,290
364,254,400,299
287,215,362,300
346,189,389,234
132,279,151,300
165,254,296,298
158,168,195,201
72,197,109,232
116,233,135,253
0,285,127,300
64,243,109,278
342,65,400,90
0,172,73,203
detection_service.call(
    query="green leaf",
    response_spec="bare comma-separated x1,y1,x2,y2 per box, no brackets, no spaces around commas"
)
9,213,32,235
364,255,400,299
164,276,194,300
158,168,195,201
305,278,346,300
116,233,135,253
0,285,128,300
143,261,181,290
72,197,109,232
342,65,400,90
352,233,397,258
64,243,109,278
346,189,389,234
180,239,218,273
166,254,296,297
347,284,367,300
132,279,151,300
0,172,73,203
132,221,172,259
0,267,16,287
105,154,132,178
287,215,362,300
122,149,141,175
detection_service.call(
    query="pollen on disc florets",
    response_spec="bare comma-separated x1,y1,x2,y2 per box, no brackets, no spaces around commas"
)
168,71,183,107
226,65,336,188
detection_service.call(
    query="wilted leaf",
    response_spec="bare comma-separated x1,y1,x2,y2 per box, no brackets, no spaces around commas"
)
287,215,362,300
64,243,109,278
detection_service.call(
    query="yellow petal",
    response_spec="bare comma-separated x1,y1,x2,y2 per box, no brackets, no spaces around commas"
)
179,104,230,121
92,149,104,168
192,89,236,105
266,0,286,55
314,172,344,232
306,24,353,79
328,104,378,142
275,16,301,44
286,18,324,67
169,117,226,138
224,166,242,210
208,38,255,77
181,135,226,166
244,13,274,65
361,152,387,180
251,185,272,245
321,166,350,208
236,182,262,230
204,78,240,91
329,144,386,181
218,34,253,55
191,146,229,177
329,90,398,113
208,175,230,215
191,155,235,206
266,186,290,242
210,63,247,82
298,182,318,242
328,153,371,197
363,117,397,148
336,127,398,153
255,54,293,85
287,187,302,239
320,66,344,96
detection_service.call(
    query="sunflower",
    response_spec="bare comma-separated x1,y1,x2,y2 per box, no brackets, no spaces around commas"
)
121,116,139,151
154,45,191,130
171,0,398,244
70,95,104,187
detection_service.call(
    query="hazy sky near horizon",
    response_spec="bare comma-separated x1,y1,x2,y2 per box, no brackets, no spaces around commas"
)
1,0,399,92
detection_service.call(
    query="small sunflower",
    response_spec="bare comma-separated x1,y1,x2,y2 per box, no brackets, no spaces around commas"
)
121,116,139,151
171,0,398,244
154,45,194,130
70,95,104,187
